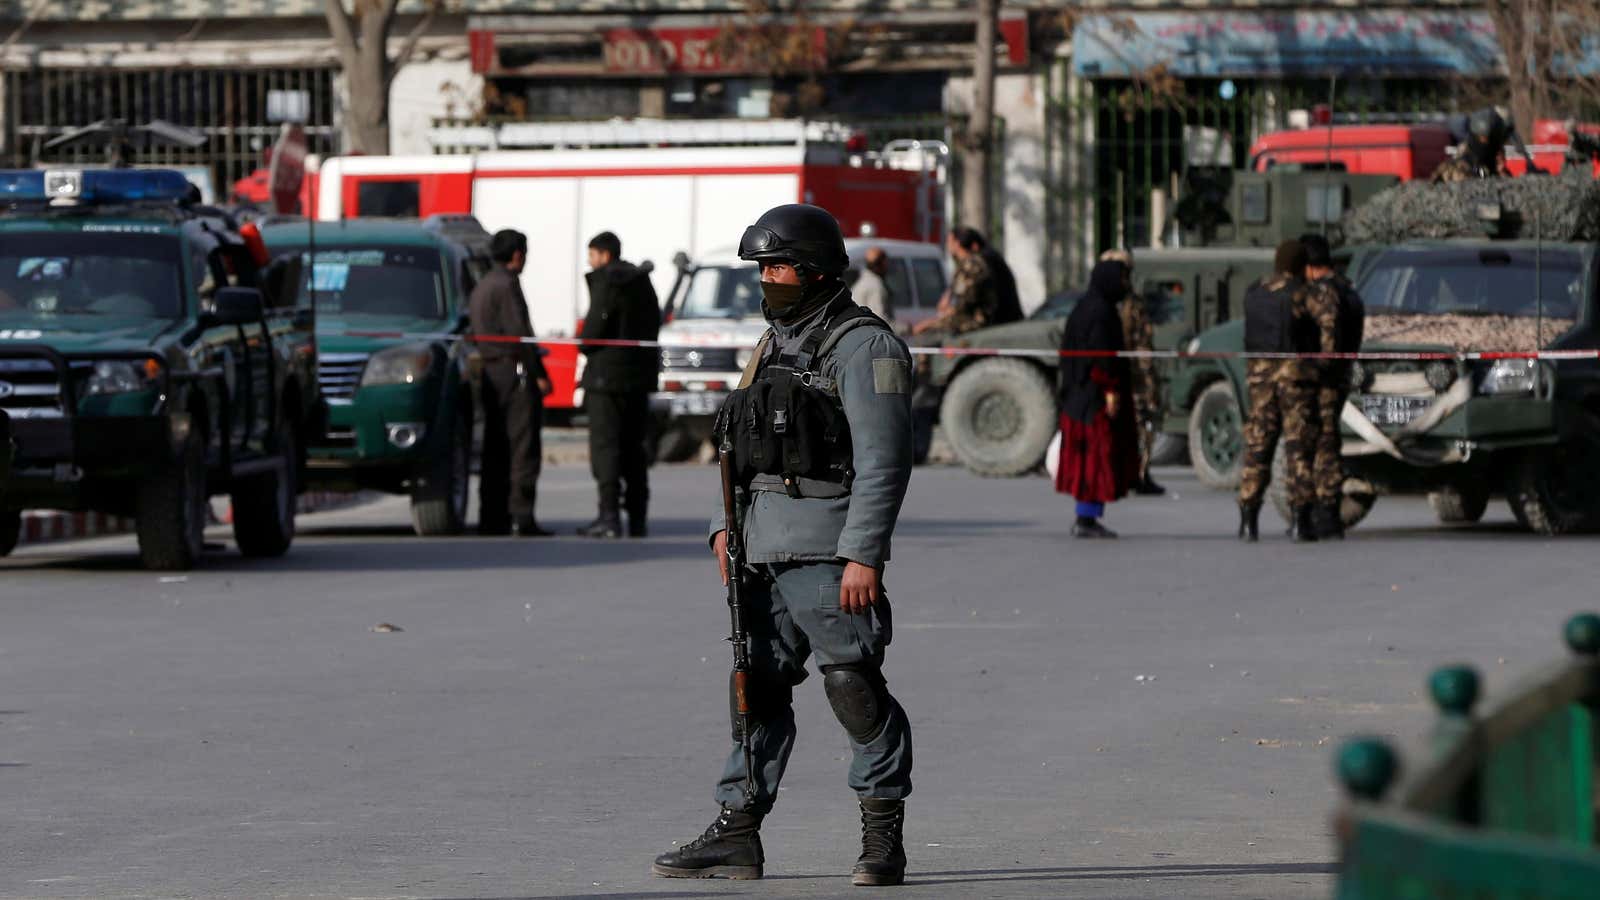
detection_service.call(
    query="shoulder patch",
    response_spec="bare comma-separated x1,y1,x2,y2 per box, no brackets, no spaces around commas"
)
873,358,912,395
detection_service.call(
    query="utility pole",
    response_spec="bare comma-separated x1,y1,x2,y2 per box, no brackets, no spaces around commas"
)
961,0,999,234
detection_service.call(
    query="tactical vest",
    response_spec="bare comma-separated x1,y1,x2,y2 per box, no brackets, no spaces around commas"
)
1243,280,1293,353
715,295,888,499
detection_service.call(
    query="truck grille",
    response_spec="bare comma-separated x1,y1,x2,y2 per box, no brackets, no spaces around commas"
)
318,352,369,402
0,358,66,419
661,347,738,371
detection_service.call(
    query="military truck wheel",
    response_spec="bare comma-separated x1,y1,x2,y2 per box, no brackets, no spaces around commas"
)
1429,484,1489,524
233,416,298,558
654,422,704,464
136,429,208,571
938,358,1057,478
0,508,20,557
411,411,470,537
1267,447,1376,531
1150,432,1188,467
1507,448,1600,536
1187,382,1243,490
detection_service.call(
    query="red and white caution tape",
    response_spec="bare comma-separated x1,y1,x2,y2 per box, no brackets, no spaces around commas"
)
339,329,1592,362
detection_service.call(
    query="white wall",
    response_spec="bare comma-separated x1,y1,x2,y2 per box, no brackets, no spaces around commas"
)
389,58,480,157
946,69,1051,309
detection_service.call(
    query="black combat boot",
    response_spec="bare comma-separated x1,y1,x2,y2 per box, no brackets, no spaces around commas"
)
513,516,554,538
652,807,764,880
576,507,623,539
1292,506,1319,543
852,799,907,886
1316,504,1345,540
1238,503,1260,542
1133,474,1167,496
626,503,649,538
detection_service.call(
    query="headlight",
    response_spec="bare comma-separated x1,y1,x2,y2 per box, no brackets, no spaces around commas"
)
1479,359,1537,395
1424,361,1456,392
360,343,435,387
1185,337,1202,354
85,359,157,395
735,347,755,370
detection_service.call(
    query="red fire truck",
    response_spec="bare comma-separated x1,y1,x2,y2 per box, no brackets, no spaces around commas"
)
300,120,947,410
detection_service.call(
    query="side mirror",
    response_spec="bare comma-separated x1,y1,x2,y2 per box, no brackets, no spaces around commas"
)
211,286,264,326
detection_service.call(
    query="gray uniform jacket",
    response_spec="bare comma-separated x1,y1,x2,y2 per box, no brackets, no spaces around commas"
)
710,296,915,569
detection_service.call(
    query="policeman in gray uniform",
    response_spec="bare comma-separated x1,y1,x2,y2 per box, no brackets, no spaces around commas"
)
652,204,916,887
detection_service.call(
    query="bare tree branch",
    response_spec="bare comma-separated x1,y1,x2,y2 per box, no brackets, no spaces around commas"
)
390,0,442,81
323,0,360,69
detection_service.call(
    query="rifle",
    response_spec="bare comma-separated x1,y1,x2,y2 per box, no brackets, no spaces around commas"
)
719,440,756,806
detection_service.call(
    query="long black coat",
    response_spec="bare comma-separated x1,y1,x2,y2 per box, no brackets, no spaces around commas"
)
581,260,661,393
1058,261,1132,424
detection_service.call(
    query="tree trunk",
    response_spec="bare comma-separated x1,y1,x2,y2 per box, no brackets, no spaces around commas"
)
343,50,392,155
961,0,998,234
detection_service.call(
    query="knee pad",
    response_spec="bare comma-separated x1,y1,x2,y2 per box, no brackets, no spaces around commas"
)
821,664,890,744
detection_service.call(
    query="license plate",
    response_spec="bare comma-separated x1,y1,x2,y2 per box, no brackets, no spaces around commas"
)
1360,394,1433,427
670,393,725,417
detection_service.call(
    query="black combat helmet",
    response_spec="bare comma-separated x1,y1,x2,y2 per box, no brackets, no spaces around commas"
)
739,204,850,276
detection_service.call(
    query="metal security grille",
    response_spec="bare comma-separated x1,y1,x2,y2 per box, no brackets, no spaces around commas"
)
1045,70,1462,291
2,67,339,201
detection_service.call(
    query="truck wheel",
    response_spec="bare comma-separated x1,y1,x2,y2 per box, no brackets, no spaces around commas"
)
1187,382,1242,490
1267,447,1376,531
1507,447,1600,536
938,358,1057,478
654,422,704,464
0,508,19,557
1150,432,1188,467
411,411,470,537
1429,484,1489,524
233,416,298,558
136,429,208,571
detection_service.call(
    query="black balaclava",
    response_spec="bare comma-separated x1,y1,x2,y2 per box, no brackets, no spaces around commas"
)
762,270,842,322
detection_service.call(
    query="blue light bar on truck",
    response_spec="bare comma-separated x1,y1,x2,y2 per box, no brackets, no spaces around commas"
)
0,169,193,204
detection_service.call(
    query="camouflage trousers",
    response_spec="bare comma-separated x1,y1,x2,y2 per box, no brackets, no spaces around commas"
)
1132,370,1160,477
1312,382,1349,506
1238,361,1317,508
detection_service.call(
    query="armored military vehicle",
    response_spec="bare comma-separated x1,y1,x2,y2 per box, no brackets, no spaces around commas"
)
928,168,1397,477
0,169,319,569
1176,166,1600,534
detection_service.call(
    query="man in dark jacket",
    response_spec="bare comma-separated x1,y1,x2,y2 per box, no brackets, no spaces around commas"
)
578,231,662,538
470,229,552,537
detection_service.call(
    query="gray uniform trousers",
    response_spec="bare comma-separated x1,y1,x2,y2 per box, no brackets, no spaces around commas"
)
714,559,913,816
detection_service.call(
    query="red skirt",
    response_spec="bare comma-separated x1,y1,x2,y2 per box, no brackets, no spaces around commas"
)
1054,409,1139,503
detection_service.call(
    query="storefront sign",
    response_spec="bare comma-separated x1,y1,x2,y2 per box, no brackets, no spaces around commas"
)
603,27,825,75
1073,11,1594,78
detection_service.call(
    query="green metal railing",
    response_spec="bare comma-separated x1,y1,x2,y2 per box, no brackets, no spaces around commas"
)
1334,613,1600,898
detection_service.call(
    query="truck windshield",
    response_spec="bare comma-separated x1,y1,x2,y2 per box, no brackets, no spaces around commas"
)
1359,247,1586,320
290,246,446,320
676,265,762,320
0,232,183,321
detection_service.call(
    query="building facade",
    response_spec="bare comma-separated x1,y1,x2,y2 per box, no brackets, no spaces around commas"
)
0,0,1557,301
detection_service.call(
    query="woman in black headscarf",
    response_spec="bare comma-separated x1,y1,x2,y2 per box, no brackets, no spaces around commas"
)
1055,259,1142,537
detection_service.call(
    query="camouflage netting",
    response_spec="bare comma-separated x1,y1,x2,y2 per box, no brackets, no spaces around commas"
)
1342,168,1600,245
1366,314,1576,351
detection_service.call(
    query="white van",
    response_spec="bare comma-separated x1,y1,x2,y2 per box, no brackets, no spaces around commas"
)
651,237,946,461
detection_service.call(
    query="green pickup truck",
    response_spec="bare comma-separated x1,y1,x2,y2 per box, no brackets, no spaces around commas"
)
262,218,484,536
0,169,319,569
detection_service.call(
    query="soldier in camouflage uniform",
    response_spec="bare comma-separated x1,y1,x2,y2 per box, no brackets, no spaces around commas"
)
1237,240,1336,542
1301,234,1365,539
1101,249,1163,495
1430,107,1515,184
913,228,997,337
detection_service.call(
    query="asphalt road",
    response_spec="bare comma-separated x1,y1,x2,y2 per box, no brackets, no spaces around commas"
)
2,461,1594,900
